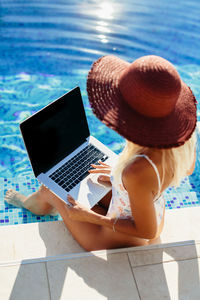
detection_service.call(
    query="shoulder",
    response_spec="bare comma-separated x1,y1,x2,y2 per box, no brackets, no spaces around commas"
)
122,154,160,198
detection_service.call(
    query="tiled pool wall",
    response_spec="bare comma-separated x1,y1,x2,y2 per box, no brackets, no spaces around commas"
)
0,176,62,225
0,128,200,226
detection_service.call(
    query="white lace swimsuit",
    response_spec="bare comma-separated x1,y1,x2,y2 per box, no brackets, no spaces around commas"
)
106,154,165,226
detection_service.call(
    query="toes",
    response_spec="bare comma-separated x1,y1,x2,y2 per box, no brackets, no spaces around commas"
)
4,190,26,208
5,189,15,199
5,189,12,195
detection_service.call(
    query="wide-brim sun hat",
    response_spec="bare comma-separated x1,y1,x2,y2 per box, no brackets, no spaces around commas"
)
87,55,197,148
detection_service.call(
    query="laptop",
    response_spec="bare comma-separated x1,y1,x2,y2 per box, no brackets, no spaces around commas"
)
20,87,117,208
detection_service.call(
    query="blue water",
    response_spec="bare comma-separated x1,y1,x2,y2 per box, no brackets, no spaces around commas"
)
0,0,200,225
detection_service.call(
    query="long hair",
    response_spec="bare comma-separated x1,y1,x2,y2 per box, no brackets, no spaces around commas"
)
112,132,196,188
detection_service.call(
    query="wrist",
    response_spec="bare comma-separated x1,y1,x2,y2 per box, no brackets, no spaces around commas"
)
86,209,112,227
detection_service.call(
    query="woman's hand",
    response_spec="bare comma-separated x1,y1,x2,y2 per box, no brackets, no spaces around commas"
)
89,160,111,184
66,194,90,222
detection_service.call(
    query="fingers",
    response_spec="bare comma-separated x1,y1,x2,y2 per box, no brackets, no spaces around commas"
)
91,160,111,169
89,160,111,176
98,160,110,167
90,164,107,169
89,168,110,174
67,194,76,205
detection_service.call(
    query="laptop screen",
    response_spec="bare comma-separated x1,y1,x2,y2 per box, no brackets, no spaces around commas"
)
20,87,90,177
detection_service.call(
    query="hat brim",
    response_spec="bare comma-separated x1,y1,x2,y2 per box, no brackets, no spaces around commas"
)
87,55,197,148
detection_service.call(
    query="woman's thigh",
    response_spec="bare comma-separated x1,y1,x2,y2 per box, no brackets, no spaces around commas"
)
52,200,148,250
72,223,148,251
41,186,148,250
98,226,149,250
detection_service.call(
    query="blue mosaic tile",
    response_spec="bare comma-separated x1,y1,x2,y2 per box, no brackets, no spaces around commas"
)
0,175,62,226
163,191,200,209
0,173,200,226
1,126,200,226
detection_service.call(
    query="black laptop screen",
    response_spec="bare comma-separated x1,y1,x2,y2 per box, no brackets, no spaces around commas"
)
20,87,90,177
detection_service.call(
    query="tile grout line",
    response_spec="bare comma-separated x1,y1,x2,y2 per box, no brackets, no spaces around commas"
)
127,253,142,300
0,239,200,267
45,262,52,300
132,256,200,269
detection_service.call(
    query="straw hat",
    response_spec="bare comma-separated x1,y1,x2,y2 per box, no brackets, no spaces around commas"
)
87,55,197,148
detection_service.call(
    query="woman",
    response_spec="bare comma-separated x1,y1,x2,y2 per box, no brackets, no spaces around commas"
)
5,55,197,251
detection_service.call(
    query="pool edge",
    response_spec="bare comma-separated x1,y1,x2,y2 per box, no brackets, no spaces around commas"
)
0,206,200,265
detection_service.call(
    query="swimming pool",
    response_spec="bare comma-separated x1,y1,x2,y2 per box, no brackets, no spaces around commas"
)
0,0,200,226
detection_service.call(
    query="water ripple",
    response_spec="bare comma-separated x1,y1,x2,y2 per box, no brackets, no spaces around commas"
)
1,0,200,75
0,68,200,177
0,0,200,177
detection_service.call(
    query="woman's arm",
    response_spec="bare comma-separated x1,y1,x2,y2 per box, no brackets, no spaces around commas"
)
66,156,161,240
67,191,157,240
121,157,161,239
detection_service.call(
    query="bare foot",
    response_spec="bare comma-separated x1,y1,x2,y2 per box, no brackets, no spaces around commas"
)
4,189,58,216
4,189,26,208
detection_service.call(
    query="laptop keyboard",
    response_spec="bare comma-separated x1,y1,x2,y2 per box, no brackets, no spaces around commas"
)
49,144,108,192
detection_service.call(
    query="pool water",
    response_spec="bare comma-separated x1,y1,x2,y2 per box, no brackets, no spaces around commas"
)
0,0,200,226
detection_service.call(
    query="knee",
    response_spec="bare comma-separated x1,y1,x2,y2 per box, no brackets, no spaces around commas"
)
38,185,55,204
39,185,53,197
39,184,48,193
39,185,63,208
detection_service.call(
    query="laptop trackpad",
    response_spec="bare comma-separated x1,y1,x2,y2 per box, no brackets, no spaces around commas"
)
71,175,111,208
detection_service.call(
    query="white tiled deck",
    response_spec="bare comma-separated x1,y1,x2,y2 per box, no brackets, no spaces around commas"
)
0,206,200,299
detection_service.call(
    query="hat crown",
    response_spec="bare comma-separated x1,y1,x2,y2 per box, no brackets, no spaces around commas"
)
119,55,182,118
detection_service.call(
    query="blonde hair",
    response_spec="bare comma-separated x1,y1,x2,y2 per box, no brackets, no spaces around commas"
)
112,132,196,188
